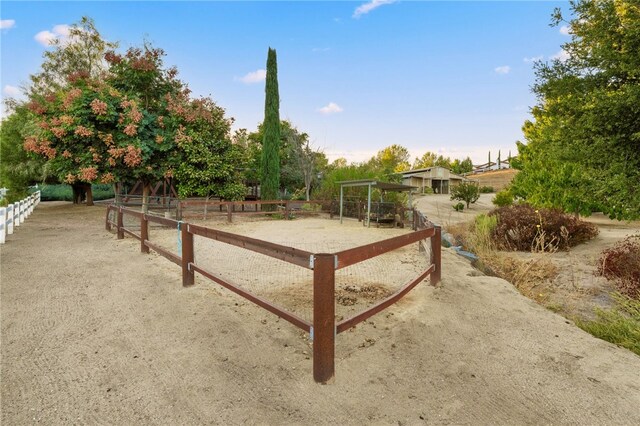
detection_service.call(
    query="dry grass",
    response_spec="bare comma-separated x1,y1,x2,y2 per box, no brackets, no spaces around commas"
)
445,214,559,304
479,252,559,304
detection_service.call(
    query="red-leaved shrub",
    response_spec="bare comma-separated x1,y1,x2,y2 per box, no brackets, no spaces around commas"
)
489,204,599,251
596,235,640,299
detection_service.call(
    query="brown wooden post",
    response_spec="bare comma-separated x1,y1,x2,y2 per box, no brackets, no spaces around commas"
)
105,206,112,231
313,253,336,384
430,226,442,286
140,213,149,253
181,223,195,286
285,201,290,220
176,201,182,221
226,203,232,223
117,207,124,239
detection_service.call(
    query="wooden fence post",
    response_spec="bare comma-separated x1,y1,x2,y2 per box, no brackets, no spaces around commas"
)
140,213,149,253
313,253,336,384
105,206,112,231
285,201,290,220
226,203,232,223
182,223,195,286
117,207,124,239
430,226,442,286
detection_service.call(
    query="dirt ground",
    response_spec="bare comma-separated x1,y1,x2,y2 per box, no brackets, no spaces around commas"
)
2,201,640,425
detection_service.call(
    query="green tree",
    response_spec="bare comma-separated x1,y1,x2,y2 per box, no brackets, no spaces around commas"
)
28,16,117,98
0,106,47,201
450,156,473,175
413,151,437,169
261,47,281,203
450,181,480,209
371,144,410,177
512,0,640,220
174,98,246,202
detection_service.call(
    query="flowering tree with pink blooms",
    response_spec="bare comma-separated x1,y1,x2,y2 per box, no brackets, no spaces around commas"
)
24,42,244,210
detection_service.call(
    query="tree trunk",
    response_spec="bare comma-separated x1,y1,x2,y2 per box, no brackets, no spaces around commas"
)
203,194,210,220
142,182,150,214
114,183,122,205
85,184,94,206
71,183,87,204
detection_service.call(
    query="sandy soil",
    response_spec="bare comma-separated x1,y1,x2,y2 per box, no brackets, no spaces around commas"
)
2,202,640,425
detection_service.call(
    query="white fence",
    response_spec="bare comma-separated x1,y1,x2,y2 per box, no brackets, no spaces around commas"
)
0,191,41,244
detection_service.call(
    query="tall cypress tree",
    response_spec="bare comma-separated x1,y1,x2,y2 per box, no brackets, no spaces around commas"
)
261,47,281,203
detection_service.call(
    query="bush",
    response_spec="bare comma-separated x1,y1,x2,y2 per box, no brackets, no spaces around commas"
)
422,187,434,195
596,235,640,299
450,182,480,209
39,184,115,202
479,186,494,193
489,204,599,251
492,189,514,207
453,202,464,212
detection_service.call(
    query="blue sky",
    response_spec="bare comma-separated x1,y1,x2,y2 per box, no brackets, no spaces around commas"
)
1,1,571,165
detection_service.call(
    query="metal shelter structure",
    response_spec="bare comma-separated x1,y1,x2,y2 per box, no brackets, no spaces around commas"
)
337,179,417,227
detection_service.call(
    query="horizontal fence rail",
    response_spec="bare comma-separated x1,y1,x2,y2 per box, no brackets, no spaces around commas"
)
106,204,441,384
1,191,41,244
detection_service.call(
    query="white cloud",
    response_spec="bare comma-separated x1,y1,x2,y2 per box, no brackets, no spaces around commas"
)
318,102,343,115
1,19,16,30
559,25,571,36
3,85,20,97
312,47,331,52
523,55,543,63
552,49,570,62
494,65,511,75
34,24,70,46
353,0,397,19
235,69,266,84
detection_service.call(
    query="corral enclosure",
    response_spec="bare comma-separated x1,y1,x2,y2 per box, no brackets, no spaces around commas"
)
150,215,431,323
108,205,440,382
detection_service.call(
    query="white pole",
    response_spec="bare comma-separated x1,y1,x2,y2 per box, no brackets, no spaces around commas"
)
19,200,24,224
30,194,34,214
0,207,6,244
37,190,41,205
13,202,20,227
7,204,14,234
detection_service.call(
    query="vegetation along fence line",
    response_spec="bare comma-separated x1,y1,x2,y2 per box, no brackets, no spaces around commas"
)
0,191,41,244
105,204,441,383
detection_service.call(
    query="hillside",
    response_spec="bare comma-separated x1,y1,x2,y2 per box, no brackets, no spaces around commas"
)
468,168,518,191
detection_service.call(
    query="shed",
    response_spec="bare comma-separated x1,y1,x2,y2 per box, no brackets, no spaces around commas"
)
337,179,417,227
398,166,468,195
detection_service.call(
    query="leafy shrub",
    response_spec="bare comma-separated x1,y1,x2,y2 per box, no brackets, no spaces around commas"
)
450,182,480,209
489,204,598,251
479,186,494,193
422,187,434,194
596,235,640,299
39,184,114,201
492,189,514,207
453,202,464,212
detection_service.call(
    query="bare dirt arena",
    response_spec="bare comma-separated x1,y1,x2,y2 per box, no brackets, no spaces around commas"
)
2,202,640,425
